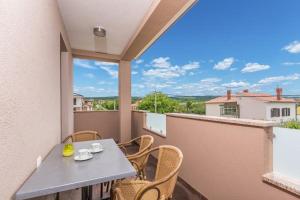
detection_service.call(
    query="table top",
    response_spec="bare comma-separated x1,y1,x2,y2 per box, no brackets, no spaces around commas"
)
15,139,136,200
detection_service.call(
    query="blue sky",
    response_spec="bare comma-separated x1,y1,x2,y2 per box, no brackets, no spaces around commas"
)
74,0,300,97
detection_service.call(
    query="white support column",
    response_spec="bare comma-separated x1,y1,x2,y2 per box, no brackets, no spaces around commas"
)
61,52,74,141
118,60,132,142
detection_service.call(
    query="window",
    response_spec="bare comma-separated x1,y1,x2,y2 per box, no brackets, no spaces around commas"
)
271,108,280,117
282,108,290,117
220,103,239,117
73,98,76,105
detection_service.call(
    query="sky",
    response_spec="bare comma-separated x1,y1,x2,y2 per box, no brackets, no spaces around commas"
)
74,0,300,97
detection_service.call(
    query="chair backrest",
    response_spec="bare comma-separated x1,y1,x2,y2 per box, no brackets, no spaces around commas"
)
139,135,154,153
154,145,183,198
72,130,101,142
133,135,154,170
63,130,101,143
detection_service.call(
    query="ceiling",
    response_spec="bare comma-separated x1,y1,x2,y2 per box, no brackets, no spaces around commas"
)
57,0,156,55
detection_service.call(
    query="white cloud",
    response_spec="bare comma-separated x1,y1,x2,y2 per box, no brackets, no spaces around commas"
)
258,73,300,84
241,63,270,73
172,79,224,96
282,62,300,66
283,41,300,54
95,61,118,78
200,78,222,83
135,59,144,64
95,61,118,66
132,84,145,89
98,81,113,85
222,81,249,88
84,73,95,79
74,59,97,69
151,57,171,68
214,57,235,70
143,66,182,79
181,62,200,70
143,57,200,79
99,66,118,78
74,86,104,94
132,71,138,75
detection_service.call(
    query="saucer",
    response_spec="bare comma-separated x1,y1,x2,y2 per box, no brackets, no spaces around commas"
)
89,148,104,153
74,154,93,161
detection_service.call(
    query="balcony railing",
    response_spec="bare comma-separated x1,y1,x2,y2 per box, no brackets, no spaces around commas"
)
145,112,166,136
273,127,300,180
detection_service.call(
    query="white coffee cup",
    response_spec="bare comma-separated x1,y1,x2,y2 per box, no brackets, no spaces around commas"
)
91,143,102,151
78,149,89,159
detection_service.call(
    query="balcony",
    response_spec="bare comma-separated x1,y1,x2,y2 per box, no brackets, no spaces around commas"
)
72,110,300,199
1,0,300,200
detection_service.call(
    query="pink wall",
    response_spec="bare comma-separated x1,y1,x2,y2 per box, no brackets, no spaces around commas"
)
74,111,120,141
0,0,71,199
132,111,299,200
61,52,74,141
119,61,132,142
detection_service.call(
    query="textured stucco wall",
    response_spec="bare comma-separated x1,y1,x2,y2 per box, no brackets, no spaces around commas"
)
205,104,221,116
132,111,299,200
238,97,266,120
61,52,74,141
0,0,70,199
74,111,120,142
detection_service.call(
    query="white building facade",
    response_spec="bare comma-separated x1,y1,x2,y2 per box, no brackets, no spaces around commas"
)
206,89,297,122
73,93,84,111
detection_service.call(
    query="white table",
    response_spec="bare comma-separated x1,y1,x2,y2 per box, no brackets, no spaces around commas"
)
15,139,136,200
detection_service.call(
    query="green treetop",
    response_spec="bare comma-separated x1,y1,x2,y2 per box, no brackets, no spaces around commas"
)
137,92,179,114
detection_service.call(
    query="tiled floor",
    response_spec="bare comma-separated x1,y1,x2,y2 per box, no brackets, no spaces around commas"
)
145,156,205,200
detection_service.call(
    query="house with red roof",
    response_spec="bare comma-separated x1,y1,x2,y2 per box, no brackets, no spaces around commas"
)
206,88,297,122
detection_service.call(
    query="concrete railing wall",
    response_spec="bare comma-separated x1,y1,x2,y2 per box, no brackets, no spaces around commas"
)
132,111,299,200
74,111,120,142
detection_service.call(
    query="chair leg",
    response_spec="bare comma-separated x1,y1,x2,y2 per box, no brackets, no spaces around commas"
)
100,183,104,199
55,192,59,200
82,187,88,200
88,185,93,200
106,181,110,193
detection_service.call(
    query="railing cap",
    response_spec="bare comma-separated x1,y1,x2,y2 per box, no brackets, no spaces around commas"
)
166,113,278,128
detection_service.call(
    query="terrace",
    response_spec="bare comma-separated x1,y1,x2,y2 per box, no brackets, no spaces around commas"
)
1,0,300,200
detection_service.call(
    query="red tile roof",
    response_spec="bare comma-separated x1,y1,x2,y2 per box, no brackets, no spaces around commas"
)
206,92,296,104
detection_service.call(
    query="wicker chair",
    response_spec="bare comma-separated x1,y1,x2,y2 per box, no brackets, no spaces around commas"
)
118,135,154,179
112,145,183,200
62,130,102,143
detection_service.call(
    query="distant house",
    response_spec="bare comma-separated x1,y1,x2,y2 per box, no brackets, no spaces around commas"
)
83,99,93,111
205,88,297,122
73,93,84,111
131,100,142,110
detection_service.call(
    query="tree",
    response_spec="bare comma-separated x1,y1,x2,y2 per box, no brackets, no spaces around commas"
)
138,92,179,114
190,102,206,114
186,101,193,112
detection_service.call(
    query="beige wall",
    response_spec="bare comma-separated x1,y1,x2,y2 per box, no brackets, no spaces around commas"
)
205,104,220,116
74,111,120,142
61,52,74,141
118,61,132,142
238,97,266,120
132,111,299,200
0,0,70,199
